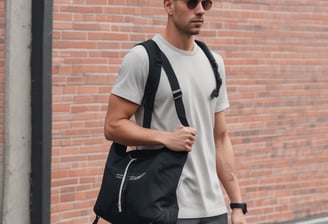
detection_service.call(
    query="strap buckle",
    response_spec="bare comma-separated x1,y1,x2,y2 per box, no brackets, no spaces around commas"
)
172,89,182,100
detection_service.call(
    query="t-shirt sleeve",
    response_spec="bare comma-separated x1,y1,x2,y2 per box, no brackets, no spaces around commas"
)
111,45,149,105
213,52,230,112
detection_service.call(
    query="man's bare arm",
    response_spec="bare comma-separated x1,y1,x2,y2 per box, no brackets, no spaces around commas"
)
214,111,242,202
214,111,247,223
104,94,196,151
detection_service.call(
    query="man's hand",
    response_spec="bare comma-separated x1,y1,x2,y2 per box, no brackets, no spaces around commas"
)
163,126,197,152
231,209,247,224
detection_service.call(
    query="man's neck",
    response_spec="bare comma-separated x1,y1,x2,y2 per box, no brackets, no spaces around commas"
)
161,30,195,51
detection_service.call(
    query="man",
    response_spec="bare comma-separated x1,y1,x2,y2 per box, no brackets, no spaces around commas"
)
104,0,248,223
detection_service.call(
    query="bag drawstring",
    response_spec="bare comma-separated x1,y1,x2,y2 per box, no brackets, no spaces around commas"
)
118,157,137,212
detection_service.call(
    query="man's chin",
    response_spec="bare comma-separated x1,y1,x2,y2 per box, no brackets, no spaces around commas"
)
189,28,202,35
191,30,201,35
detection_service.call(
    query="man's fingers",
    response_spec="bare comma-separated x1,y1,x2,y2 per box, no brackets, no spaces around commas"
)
188,127,197,135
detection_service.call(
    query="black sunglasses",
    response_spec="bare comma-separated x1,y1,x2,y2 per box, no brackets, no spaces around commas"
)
178,0,213,11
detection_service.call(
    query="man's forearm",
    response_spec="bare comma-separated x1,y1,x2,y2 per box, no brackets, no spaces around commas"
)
105,118,168,146
215,132,243,203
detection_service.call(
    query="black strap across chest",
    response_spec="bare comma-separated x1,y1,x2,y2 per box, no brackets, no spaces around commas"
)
139,39,222,128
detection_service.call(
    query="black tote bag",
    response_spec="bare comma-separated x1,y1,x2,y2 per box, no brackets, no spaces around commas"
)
93,143,187,224
93,40,190,224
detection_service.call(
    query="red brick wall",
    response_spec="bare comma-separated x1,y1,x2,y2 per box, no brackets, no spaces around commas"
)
51,0,328,223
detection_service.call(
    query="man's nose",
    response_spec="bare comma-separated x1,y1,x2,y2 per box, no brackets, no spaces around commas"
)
195,1,206,14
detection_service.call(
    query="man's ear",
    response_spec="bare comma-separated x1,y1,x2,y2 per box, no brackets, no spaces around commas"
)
164,0,174,15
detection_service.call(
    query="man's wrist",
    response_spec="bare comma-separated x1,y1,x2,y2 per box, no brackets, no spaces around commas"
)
230,202,247,214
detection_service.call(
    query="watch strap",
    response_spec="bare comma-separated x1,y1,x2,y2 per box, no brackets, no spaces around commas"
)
230,202,247,214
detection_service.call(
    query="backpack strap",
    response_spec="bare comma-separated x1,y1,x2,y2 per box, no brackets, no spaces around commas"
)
155,44,190,127
139,39,190,127
138,39,162,128
195,40,222,99
139,39,221,126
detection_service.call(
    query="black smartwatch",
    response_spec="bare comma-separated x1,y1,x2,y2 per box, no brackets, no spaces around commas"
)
230,202,247,214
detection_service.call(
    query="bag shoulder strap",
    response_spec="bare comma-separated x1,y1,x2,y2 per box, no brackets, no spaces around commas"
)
195,40,222,99
154,44,190,127
139,39,221,127
138,39,162,128
139,39,189,127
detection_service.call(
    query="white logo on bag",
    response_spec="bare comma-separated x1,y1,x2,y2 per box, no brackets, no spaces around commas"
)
115,173,146,180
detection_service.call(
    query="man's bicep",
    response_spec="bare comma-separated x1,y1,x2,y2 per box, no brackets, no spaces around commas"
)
214,111,228,142
105,94,140,124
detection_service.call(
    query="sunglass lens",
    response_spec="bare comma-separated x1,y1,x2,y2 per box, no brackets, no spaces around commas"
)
201,0,212,10
187,0,199,9
187,0,212,10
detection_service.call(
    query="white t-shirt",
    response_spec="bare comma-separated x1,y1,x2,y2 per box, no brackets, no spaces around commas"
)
112,34,229,218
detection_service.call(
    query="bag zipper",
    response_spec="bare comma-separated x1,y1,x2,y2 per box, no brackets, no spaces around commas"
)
118,156,137,212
